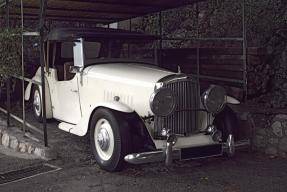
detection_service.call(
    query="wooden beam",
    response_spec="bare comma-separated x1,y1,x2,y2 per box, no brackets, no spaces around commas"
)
14,5,150,15
8,12,122,21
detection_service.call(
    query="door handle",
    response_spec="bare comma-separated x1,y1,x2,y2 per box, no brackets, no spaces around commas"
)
71,89,78,93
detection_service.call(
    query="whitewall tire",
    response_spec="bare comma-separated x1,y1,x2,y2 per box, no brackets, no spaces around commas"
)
90,108,131,172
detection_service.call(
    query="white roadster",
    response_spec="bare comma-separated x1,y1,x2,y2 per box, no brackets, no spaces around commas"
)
25,28,249,171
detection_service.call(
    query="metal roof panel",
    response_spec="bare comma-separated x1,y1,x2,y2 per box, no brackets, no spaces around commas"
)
1,0,204,23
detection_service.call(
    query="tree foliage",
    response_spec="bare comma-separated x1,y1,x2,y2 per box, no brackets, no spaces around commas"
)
0,29,21,85
134,0,287,48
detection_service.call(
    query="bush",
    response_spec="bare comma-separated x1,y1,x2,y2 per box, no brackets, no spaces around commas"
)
0,28,21,86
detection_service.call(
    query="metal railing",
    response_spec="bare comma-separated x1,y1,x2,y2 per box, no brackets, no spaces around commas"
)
0,76,44,135
1,0,48,146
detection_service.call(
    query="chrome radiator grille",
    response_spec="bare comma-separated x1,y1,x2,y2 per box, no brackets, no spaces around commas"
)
154,78,199,136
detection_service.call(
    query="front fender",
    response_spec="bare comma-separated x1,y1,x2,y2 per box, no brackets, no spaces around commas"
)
95,101,134,113
69,101,134,136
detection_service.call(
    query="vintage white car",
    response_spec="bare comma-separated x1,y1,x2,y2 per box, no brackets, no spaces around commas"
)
25,28,249,171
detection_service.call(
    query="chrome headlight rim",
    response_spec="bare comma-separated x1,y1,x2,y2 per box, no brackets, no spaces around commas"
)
150,88,176,117
202,85,226,114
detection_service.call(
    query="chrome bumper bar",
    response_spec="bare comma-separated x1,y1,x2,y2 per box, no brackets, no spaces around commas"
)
124,139,250,165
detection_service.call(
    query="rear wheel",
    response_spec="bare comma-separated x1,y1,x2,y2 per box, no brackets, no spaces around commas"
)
90,108,131,171
32,86,43,122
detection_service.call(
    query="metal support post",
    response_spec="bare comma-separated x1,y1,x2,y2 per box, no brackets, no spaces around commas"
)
6,79,10,127
195,3,200,124
158,11,163,66
242,0,248,101
20,0,26,133
128,19,131,58
195,3,200,81
129,19,132,31
5,0,9,28
5,0,10,127
39,0,48,147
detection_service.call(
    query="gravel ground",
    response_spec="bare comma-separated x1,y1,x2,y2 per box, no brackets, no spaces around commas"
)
0,147,42,174
0,107,286,192
0,152,287,192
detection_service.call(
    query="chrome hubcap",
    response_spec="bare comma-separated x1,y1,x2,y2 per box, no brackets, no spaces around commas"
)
33,90,41,116
97,128,110,151
94,119,114,161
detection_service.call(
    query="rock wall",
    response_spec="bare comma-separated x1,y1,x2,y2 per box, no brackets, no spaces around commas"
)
252,114,287,158
272,46,287,108
0,117,56,160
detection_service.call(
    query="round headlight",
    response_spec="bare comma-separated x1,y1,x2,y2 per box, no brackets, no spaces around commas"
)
202,85,226,114
150,88,176,116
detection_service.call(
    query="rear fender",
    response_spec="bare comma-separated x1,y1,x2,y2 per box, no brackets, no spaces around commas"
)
24,68,53,118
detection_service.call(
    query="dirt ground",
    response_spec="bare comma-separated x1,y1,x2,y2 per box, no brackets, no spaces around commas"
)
0,151,287,192
0,109,287,192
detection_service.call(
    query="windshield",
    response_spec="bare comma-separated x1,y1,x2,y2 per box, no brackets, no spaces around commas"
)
83,39,158,65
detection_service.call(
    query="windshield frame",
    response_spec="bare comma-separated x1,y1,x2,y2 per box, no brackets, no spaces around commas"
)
82,37,160,67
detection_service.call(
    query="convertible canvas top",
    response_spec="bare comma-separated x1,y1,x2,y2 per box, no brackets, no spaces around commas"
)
0,0,204,24
46,27,160,41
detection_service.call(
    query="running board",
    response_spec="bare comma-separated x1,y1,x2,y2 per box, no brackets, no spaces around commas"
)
58,122,75,133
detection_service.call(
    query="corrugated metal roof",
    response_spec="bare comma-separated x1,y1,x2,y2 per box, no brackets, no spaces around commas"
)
0,0,203,23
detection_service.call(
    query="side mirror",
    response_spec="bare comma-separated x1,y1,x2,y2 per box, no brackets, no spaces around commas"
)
69,66,83,74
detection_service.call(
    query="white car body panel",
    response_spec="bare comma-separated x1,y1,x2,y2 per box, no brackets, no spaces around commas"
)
26,63,240,142
45,69,82,124
81,64,174,117
69,63,174,136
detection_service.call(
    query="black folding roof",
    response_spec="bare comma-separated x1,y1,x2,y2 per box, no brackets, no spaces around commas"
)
0,0,203,24
46,27,160,41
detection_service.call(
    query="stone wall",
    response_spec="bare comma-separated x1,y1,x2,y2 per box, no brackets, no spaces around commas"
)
252,114,287,158
272,45,287,108
0,117,56,159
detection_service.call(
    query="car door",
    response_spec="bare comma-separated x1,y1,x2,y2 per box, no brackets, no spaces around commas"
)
49,41,83,125
52,73,82,124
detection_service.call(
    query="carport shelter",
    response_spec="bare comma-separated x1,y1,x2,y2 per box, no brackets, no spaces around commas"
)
0,0,209,147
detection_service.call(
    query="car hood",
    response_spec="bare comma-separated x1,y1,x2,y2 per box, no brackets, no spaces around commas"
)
85,63,175,87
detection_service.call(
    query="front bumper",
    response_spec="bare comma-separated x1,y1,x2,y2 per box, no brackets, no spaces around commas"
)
124,139,250,165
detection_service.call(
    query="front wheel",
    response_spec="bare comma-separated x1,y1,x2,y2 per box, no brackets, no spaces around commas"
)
214,106,239,157
90,108,131,171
